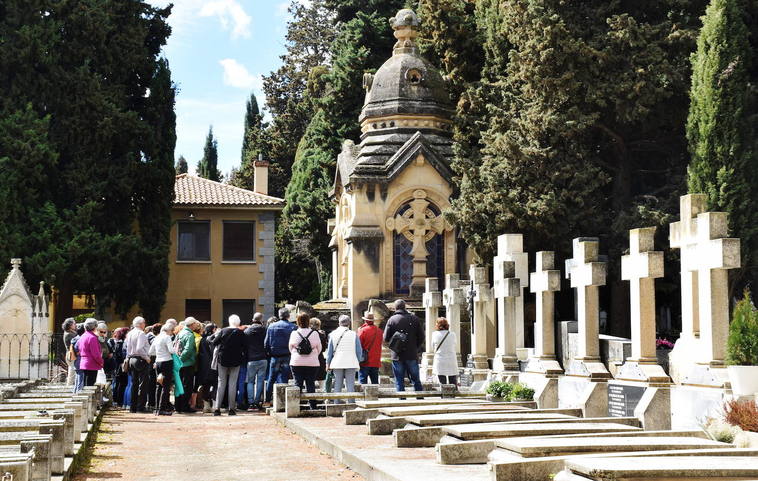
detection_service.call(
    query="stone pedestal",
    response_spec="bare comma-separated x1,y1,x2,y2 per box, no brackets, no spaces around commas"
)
520,372,558,409
469,265,496,361
565,238,610,380
558,376,608,418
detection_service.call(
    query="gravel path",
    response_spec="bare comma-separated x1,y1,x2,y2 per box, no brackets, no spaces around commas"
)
73,409,366,481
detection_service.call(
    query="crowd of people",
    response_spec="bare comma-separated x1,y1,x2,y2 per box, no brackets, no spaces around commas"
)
60,299,459,416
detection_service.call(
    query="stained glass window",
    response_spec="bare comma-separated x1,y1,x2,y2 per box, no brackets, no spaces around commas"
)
392,202,444,295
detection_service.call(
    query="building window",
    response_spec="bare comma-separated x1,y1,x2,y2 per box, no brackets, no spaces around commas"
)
177,221,210,261
392,202,444,294
185,299,211,323
222,299,255,326
223,221,255,262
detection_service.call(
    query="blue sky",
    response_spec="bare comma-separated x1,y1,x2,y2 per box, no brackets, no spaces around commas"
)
148,0,293,176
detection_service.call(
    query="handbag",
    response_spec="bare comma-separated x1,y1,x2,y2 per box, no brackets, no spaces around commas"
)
324,370,334,393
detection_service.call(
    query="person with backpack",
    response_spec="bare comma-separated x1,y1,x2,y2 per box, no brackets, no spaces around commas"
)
383,299,425,393
288,313,322,410
326,315,362,404
357,312,383,384
431,317,458,385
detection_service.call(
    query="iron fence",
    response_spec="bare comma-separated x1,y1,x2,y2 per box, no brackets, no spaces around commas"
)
0,333,66,382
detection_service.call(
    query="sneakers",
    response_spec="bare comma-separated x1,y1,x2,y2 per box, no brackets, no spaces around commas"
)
213,409,221,416
157,410,173,416
247,404,258,412
228,409,237,416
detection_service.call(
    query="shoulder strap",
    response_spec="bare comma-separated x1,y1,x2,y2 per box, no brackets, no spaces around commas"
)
334,329,348,350
435,331,451,352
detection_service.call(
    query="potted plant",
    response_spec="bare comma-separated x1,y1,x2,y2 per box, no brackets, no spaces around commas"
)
726,290,758,397
656,337,675,374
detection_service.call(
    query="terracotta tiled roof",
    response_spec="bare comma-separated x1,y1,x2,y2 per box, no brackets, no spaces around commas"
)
174,174,284,208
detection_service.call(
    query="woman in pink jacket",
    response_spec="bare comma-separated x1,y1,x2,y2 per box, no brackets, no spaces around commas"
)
288,312,322,410
78,318,104,387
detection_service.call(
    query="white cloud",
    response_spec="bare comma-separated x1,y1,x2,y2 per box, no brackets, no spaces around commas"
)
219,59,262,90
199,0,252,39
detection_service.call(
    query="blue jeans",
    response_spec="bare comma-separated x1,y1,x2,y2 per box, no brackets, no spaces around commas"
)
236,364,248,405
391,360,423,392
265,356,290,402
333,368,357,404
359,366,380,384
246,359,267,405
73,370,84,393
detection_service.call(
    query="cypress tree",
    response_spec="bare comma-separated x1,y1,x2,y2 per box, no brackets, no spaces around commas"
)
175,155,188,174
197,127,221,182
687,0,757,289
233,93,268,190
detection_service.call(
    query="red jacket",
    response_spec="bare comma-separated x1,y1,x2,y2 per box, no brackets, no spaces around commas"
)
358,322,383,368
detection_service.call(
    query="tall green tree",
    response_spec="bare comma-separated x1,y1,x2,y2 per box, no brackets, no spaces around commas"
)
197,126,221,182
263,0,335,198
450,0,707,335
687,0,757,290
0,0,175,320
277,0,403,302
232,93,268,190
175,155,188,174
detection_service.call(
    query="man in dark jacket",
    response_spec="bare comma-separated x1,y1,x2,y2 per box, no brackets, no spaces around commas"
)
244,313,267,410
383,299,425,392
264,307,297,403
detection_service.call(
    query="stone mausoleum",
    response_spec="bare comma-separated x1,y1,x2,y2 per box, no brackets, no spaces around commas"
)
323,9,465,324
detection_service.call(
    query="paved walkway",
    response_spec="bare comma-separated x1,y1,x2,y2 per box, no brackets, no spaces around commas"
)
74,409,365,481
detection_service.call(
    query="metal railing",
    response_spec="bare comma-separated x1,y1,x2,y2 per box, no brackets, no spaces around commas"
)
0,333,66,382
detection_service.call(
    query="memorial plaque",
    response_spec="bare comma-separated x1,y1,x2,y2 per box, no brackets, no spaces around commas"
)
608,382,646,417
459,368,473,387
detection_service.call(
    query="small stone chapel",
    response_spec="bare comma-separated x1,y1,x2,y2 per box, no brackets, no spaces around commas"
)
327,9,461,322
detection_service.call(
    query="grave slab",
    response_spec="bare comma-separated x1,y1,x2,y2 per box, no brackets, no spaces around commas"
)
496,435,731,458
377,403,532,417
493,448,758,481
444,421,640,441
405,411,578,427
354,398,490,409
563,455,758,480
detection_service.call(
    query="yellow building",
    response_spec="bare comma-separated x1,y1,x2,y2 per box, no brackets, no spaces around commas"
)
166,169,283,324
95,162,284,327
325,9,462,324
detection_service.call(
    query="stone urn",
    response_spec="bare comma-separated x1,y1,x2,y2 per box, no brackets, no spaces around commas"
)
656,348,672,375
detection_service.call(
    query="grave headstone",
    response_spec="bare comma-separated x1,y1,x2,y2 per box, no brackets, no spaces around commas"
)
492,234,528,373
421,278,442,378
526,251,563,375
669,194,740,387
464,265,495,382
564,238,610,379
616,227,669,384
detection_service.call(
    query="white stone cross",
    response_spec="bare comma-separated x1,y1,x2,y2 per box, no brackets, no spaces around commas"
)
618,228,669,384
669,194,706,339
492,234,529,371
566,237,609,379
469,264,495,365
526,251,563,375
442,273,465,365
493,257,521,372
422,277,443,373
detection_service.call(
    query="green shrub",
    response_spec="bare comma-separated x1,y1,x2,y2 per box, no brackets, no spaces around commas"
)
511,383,535,401
726,290,758,366
485,381,534,401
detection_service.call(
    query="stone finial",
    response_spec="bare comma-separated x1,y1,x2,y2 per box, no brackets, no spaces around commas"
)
10,258,21,270
390,9,420,55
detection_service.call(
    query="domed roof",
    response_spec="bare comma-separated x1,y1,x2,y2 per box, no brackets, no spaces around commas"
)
359,9,453,122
